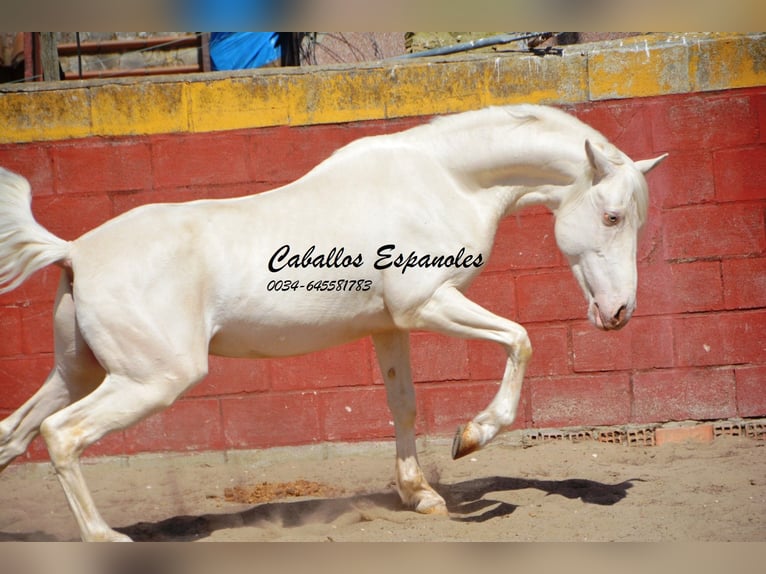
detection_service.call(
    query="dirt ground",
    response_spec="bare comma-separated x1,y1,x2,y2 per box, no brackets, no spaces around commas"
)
0,433,764,542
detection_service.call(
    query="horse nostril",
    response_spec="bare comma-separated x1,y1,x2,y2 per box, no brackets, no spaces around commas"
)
614,305,627,323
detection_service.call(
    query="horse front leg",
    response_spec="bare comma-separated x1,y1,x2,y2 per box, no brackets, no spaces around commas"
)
414,285,532,459
372,331,447,515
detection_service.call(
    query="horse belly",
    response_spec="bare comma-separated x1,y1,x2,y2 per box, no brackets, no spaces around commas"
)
208,294,392,358
209,317,386,358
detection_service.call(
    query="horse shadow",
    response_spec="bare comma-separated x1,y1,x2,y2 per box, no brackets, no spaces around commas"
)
0,475,637,541
118,474,636,541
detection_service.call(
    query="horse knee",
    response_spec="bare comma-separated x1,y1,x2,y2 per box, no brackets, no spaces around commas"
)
39,416,80,469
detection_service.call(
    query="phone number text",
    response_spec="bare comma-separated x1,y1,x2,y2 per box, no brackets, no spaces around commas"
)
266,279,373,293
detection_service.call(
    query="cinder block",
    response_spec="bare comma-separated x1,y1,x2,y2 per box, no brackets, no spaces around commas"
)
319,387,393,441
221,393,321,449
723,258,766,311
34,193,113,241
0,146,55,195
53,140,152,194
655,423,714,446
484,213,562,272
152,132,252,188
515,269,584,323
673,311,766,367
421,380,529,433
713,146,766,202
662,203,765,261
650,94,758,152
572,315,674,373
735,365,766,418
411,333,469,383
531,373,631,428
124,398,224,453
0,357,53,409
632,368,737,423
637,261,724,316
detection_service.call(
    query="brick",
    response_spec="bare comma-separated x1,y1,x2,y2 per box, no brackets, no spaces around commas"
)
655,424,714,446
632,368,737,423
674,310,766,367
420,380,531,434
723,257,766,310
735,365,766,417
0,145,55,196
0,356,53,409
516,269,585,323
649,150,715,208
636,261,724,316
20,302,54,355
269,340,373,391
124,398,224,454
34,193,113,241
410,332,469,383
650,94,759,151
484,213,563,272
759,94,766,144
319,387,395,441
572,102,654,159
0,267,61,307
713,146,766,202
0,308,23,357
572,315,674,373
221,392,321,449
530,373,631,427
468,324,569,380
186,355,271,398
53,140,152,194
250,124,350,184
636,205,664,264
662,204,765,261
152,132,252,189
464,272,516,321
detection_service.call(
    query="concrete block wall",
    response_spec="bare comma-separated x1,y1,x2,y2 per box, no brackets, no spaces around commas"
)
0,33,764,462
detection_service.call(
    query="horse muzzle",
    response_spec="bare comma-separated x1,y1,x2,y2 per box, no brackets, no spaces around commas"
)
589,299,633,331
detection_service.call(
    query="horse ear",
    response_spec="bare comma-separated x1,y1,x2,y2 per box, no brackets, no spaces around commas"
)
585,139,613,184
634,153,669,174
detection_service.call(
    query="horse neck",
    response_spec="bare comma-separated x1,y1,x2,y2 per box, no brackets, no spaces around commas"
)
401,110,596,215
405,108,592,189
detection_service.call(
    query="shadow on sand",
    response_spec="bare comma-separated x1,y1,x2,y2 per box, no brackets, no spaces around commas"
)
0,475,637,541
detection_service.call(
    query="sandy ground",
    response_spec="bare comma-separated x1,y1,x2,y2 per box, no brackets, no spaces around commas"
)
0,433,764,542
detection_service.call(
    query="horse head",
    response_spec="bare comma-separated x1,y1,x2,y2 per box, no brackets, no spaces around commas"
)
554,141,667,330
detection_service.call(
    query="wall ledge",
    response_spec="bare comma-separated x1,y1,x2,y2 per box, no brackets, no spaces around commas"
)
1,32,764,144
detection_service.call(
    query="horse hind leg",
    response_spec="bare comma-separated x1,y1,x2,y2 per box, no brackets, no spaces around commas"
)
40,360,207,542
0,276,104,471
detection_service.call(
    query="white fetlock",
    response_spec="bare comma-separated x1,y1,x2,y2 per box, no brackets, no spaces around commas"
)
413,490,448,516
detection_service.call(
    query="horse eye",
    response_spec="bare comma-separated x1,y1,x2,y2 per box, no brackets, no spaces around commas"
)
603,212,621,226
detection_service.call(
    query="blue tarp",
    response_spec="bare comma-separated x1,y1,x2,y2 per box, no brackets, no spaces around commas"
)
209,32,282,70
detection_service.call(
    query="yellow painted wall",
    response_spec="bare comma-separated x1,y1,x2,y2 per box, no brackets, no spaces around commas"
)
0,32,764,145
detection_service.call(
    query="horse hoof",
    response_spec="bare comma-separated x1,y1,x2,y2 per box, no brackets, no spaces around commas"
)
451,423,481,460
415,497,449,516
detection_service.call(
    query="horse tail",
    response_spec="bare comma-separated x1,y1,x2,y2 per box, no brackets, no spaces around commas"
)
0,167,71,294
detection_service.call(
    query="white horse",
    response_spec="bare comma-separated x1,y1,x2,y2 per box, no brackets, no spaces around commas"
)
0,104,666,541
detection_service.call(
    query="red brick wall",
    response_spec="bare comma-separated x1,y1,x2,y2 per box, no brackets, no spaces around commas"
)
1,88,764,462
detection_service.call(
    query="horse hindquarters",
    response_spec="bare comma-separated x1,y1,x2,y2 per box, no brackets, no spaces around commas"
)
0,275,104,471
